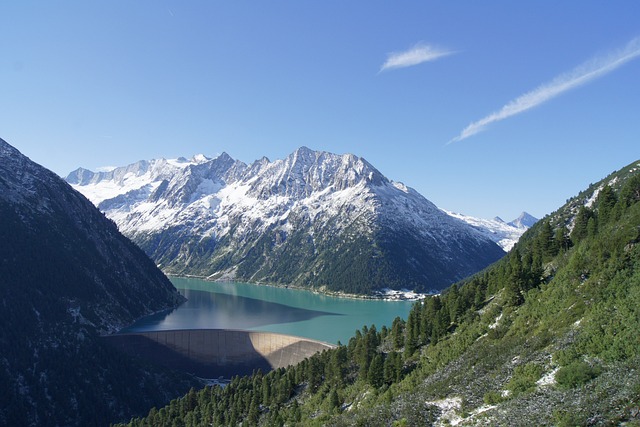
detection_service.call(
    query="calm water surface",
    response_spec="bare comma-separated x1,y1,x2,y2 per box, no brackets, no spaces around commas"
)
121,278,416,344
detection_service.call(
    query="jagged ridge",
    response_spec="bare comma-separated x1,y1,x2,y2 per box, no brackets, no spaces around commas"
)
68,146,505,293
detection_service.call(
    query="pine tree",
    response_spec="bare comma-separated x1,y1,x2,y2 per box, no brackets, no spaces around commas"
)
587,217,598,237
597,185,618,224
571,206,593,243
391,316,405,350
247,395,260,426
553,226,571,253
535,221,556,260
404,307,419,357
261,376,271,406
367,353,384,388
619,174,640,206
447,284,462,323
327,389,340,411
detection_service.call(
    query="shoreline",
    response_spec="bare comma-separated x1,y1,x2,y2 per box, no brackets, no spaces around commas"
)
165,273,433,302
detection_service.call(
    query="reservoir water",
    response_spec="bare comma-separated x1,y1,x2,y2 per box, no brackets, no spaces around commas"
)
120,277,416,344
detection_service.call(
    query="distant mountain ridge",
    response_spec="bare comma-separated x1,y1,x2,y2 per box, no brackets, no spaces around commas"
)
0,138,196,426
68,147,506,294
445,211,537,251
508,211,538,229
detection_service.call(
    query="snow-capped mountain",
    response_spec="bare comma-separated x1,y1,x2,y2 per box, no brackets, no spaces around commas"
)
67,147,506,293
445,211,538,251
508,211,538,229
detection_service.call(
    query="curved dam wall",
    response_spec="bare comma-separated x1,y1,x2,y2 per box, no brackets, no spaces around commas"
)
103,329,335,378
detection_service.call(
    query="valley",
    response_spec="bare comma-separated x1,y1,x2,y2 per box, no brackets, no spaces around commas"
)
4,3,638,426
117,160,640,426
3,137,639,426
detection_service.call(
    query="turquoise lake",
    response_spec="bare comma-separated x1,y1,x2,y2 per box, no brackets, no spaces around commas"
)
120,277,416,344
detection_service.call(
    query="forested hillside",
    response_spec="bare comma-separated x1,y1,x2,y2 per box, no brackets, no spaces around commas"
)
120,161,640,426
0,139,199,426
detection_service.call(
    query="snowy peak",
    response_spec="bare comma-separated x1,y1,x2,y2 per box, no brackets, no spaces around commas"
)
244,147,387,200
68,154,238,206
191,153,211,163
68,147,506,293
445,210,537,251
152,153,245,207
508,211,538,229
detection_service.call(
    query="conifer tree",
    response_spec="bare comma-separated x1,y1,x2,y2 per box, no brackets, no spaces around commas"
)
367,353,384,388
391,316,405,350
571,206,593,243
597,185,618,224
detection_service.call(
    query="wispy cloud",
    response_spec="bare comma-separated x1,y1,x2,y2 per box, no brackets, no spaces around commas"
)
449,36,640,144
380,42,454,72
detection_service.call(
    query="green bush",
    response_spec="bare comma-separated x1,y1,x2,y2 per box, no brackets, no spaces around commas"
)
555,360,600,389
483,391,504,405
506,362,543,396
553,409,586,427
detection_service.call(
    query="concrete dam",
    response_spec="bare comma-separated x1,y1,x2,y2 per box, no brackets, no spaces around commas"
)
104,329,335,378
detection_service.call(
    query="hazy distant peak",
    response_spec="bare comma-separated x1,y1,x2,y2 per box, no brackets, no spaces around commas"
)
192,153,211,163
508,212,538,229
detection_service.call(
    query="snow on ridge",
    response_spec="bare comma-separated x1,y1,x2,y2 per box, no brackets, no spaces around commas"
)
71,154,225,205
444,210,530,251
68,148,508,254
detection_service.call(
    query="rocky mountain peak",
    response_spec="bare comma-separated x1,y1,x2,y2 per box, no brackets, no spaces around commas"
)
68,146,505,293
508,211,538,229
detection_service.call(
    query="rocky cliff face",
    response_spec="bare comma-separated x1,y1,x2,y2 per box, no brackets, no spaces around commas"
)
69,146,506,293
0,138,195,426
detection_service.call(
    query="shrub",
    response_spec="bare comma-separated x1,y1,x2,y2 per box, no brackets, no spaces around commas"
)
553,409,586,427
555,360,600,389
506,362,543,396
483,391,504,405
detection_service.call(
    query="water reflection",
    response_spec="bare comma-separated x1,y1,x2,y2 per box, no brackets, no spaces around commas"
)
121,288,340,333
121,279,415,344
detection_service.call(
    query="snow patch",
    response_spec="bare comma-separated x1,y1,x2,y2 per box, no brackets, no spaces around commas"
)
489,312,503,329
537,367,559,387
428,396,463,426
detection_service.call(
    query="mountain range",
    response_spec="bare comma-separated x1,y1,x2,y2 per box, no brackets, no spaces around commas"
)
4,131,638,425
67,147,531,294
0,139,197,426
445,210,537,251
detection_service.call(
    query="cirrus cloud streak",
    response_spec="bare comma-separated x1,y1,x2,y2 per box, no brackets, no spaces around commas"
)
380,42,455,72
449,36,640,144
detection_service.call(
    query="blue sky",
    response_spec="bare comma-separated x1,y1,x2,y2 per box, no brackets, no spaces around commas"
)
2,1,639,220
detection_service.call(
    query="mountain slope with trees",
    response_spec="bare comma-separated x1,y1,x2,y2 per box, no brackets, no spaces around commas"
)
0,139,199,426
120,159,640,426
68,147,505,294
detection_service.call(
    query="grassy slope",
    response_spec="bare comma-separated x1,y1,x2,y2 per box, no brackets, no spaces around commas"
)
120,160,640,427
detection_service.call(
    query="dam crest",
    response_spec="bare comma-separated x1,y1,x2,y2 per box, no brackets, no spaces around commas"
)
104,329,335,378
